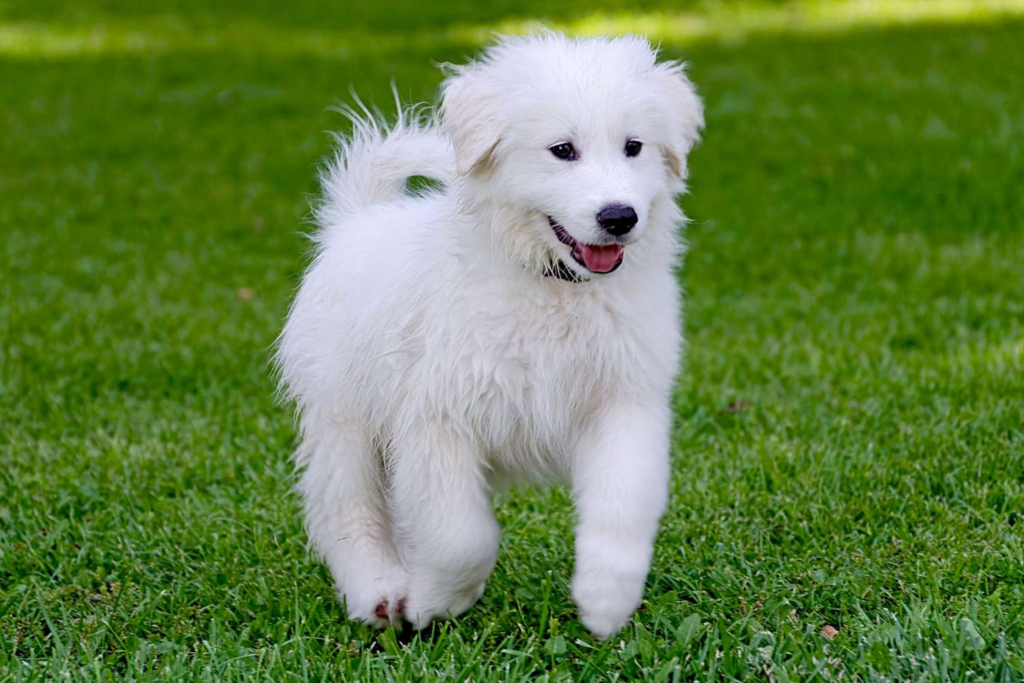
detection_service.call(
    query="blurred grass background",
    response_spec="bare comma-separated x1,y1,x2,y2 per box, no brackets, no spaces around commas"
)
2,0,1023,679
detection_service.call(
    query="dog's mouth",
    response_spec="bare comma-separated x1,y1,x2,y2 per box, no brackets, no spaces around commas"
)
547,217,624,274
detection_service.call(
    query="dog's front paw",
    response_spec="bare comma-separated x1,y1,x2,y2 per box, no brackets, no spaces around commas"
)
402,579,487,630
339,564,409,629
571,563,647,640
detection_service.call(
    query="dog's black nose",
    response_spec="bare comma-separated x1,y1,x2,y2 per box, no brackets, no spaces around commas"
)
596,205,638,237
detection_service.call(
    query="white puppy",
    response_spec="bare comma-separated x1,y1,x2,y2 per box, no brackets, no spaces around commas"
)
276,32,703,639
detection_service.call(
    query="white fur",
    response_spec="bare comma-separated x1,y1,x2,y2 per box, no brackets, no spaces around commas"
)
276,32,703,639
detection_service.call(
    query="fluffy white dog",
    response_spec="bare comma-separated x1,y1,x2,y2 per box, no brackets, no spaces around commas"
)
276,31,703,639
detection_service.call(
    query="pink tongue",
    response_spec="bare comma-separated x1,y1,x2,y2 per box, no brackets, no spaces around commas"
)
575,243,623,273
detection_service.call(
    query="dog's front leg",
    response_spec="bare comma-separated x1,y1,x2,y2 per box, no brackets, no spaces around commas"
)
390,422,501,630
571,402,671,639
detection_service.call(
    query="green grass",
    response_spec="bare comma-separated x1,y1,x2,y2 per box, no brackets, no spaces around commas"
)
2,0,1024,679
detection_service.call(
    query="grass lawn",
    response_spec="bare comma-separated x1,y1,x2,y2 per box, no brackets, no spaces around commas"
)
2,0,1023,679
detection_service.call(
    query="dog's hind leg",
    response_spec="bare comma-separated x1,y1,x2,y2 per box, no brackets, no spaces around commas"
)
298,414,407,627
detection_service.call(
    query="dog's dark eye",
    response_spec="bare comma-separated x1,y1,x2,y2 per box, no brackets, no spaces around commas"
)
625,140,643,157
549,142,577,161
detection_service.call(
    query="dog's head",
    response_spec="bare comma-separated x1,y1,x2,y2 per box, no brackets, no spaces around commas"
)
441,32,703,278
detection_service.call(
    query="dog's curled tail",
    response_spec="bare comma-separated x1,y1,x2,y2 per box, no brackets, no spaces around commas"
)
315,99,455,228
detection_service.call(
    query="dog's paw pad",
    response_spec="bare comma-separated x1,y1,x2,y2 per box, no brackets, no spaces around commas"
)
369,595,408,625
339,565,409,628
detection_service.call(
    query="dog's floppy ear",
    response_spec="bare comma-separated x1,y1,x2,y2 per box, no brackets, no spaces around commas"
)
441,66,504,176
651,62,704,178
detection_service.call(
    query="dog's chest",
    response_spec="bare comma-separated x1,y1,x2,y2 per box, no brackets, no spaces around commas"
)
454,293,634,457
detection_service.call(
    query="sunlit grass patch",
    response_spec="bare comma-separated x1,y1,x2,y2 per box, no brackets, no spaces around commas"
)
559,0,1024,43
0,18,457,60
3,0,1024,59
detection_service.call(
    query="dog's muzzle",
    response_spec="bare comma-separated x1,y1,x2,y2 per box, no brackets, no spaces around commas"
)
547,216,624,277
